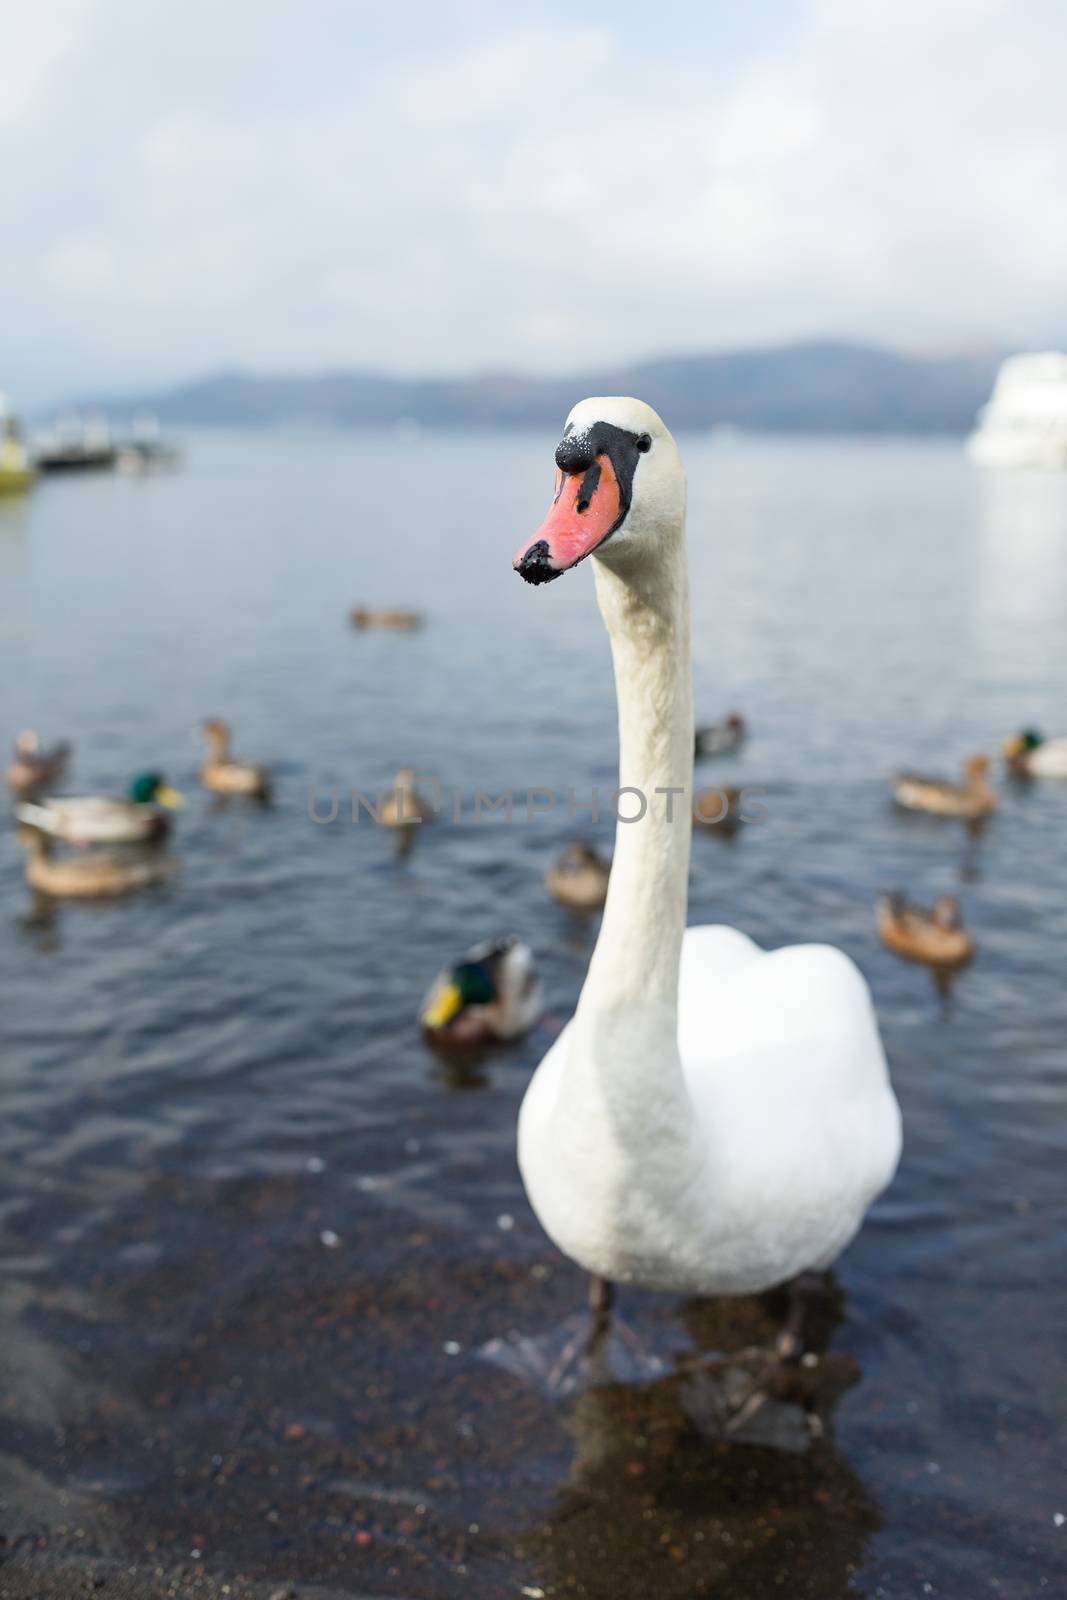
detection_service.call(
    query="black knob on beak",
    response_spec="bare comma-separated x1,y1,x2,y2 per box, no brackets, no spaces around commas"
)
555,435,595,475
515,539,560,585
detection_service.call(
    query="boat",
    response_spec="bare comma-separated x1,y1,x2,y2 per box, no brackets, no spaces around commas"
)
0,395,36,495
967,352,1067,469
32,412,117,473
116,412,181,473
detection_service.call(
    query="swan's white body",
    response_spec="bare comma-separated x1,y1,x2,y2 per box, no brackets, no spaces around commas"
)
516,397,901,1296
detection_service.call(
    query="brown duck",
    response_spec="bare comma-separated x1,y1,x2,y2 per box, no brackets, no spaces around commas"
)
877,893,974,968
5,731,71,798
19,827,174,899
546,841,611,911
350,607,422,631
891,754,996,821
200,720,270,799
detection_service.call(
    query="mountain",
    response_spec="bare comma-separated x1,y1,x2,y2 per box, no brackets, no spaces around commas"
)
104,340,1003,433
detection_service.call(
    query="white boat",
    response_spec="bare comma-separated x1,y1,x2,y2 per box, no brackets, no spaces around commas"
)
967,352,1067,469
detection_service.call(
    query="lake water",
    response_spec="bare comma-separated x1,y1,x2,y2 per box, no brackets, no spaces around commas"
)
1,429,1065,1599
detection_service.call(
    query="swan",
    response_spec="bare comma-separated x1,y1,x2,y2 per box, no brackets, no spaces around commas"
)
511,398,900,1348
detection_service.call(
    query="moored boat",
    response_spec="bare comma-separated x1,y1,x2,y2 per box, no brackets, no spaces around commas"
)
0,395,36,494
32,412,117,473
967,352,1067,469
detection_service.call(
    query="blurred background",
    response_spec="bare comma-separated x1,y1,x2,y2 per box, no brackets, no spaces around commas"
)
1,4,1066,1599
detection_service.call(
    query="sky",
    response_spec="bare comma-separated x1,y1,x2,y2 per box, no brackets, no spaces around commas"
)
1,0,1065,405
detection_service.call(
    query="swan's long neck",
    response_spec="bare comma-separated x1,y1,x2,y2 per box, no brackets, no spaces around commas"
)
580,536,692,1019
558,517,696,1145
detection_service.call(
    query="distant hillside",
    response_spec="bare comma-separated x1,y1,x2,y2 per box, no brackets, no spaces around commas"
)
107,341,1002,433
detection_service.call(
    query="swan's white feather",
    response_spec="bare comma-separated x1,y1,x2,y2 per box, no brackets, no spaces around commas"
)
519,925,901,1296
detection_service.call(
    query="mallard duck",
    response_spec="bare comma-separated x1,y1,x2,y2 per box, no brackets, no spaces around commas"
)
16,771,183,844
200,720,270,798
546,841,611,911
693,784,745,831
1003,728,1067,778
891,754,997,820
19,826,175,898
420,937,543,1049
5,731,71,798
377,767,433,828
512,397,899,1359
877,893,974,968
350,606,422,631
694,713,745,758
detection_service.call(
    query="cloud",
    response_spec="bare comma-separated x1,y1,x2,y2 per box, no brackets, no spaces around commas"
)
0,0,1064,404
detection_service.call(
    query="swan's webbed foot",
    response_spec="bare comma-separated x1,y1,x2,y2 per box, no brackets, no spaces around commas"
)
775,1270,837,1364
477,1279,669,1399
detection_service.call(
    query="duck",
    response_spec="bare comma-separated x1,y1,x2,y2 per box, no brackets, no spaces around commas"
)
420,937,543,1049
200,720,270,799
5,731,71,798
877,892,974,968
694,713,745,758
546,841,611,911
15,771,183,844
1002,728,1067,778
19,826,175,898
350,606,422,631
511,398,900,1355
891,754,997,821
693,784,745,832
377,767,434,828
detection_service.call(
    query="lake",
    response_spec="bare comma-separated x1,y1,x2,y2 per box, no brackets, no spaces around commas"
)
1,428,1065,1599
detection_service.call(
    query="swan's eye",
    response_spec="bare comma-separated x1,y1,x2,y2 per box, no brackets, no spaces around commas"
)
635,434,652,453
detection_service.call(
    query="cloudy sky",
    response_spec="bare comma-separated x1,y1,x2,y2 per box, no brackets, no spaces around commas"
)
2,0,1065,404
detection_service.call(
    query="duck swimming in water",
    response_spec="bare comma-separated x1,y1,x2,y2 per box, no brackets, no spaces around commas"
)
694,713,745,759
891,754,997,821
377,767,434,828
546,841,611,911
5,731,71,798
420,937,543,1049
200,720,270,799
692,784,746,833
1002,729,1067,778
16,771,182,844
350,606,422,631
877,892,974,969
19,826,175,898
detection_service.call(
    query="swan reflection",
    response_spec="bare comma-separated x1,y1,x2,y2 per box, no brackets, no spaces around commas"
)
519,1294,880,1600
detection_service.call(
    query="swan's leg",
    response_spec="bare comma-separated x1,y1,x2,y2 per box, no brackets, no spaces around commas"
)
776,1271,832,1362
586,1275,616,1357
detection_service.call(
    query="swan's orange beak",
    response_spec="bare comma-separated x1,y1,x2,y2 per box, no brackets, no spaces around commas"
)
513,456,623,584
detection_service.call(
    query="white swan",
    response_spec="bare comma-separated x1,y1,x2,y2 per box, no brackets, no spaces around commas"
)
512,398,901,1318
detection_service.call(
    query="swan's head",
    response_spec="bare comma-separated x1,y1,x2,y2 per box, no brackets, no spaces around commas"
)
513,397,684,584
